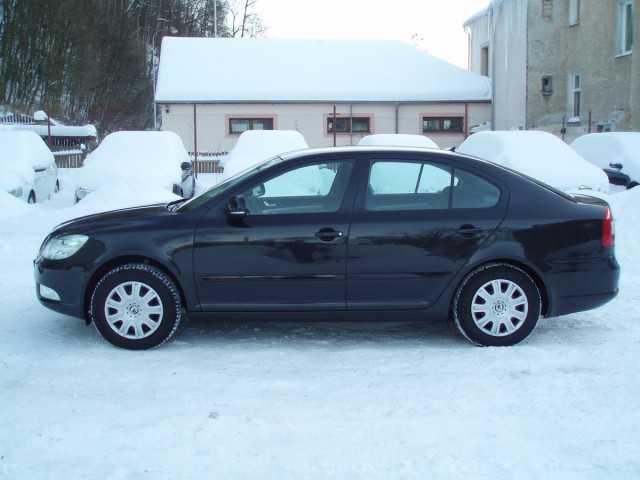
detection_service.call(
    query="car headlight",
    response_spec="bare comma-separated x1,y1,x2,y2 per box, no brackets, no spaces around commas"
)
75,187,92,201
41,234,89,260
8,187,23,198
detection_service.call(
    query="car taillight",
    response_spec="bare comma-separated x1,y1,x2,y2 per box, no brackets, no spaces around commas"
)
602,207,615,248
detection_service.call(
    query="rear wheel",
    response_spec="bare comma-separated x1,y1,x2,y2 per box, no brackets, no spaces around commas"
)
453,263,541,346
90,263,183,349
27,191,36,204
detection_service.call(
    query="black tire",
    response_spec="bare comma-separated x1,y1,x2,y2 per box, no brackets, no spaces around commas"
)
453,263,541,347
628,182,639,190
27,191,36,204
54,179,60,193
90,263,183,350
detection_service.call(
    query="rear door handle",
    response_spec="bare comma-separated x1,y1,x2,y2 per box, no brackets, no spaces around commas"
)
458,224,482,235
315,227,344,241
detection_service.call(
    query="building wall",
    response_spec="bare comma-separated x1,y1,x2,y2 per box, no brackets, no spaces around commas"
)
466,0,528,130
526,0,639,142
160,102,491,153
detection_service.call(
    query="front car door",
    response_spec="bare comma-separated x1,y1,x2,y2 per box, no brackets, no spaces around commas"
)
347,152,508,310
194,155,356,311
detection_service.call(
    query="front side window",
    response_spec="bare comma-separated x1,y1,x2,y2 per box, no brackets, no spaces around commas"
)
367,161,453,211
327,116,371,134
241,161,352,215
617,0,634,55
229,117,274,135
423,116,464,133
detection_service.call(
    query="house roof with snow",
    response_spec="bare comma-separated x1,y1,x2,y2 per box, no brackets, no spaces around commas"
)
155,37,492,104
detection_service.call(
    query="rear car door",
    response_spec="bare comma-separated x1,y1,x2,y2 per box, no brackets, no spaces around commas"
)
347,153,508,310
194,156,356,311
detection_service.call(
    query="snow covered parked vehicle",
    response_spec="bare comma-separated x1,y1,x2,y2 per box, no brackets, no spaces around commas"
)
458,131,609,193
572,133,640,189
0,130,59,203
358,134,439,149
74,131,195,202
222,130,308,180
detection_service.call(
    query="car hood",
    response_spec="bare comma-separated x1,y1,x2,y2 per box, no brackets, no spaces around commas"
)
54,203,171,234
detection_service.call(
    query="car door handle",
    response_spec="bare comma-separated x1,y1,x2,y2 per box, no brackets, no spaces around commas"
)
458,224,482,235
315,228,344,241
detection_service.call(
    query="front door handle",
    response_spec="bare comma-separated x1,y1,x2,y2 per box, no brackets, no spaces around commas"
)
458,224,482,235
315,227,344,241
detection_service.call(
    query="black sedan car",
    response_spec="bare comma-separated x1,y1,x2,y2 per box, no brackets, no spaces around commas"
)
35,147,619,349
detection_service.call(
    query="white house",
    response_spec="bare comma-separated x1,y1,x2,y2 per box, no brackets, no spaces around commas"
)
155,37,492,154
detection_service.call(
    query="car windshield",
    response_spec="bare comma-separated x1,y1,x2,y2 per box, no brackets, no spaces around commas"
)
178,155,284,212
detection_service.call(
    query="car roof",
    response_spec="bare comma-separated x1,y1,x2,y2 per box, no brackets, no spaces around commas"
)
281,145,462,160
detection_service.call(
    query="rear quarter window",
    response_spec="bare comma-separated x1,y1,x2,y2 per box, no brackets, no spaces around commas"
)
451,169,501,209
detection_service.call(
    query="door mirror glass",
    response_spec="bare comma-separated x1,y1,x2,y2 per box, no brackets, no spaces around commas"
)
226,195,249,217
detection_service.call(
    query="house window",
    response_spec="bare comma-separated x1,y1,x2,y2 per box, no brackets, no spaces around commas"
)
229,117,274,134
480,46,490,76
542,75,553,95
617,0,634,55
569,0,580,25
542,0,553,19
422,116,464,133
569,73,582,118
326,116,371,134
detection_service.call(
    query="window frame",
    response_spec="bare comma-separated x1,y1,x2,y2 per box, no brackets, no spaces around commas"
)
616,0,634,56
569,0,580,26
325,115,372,135
541,75,554,96
568,73,582,119
228,116,275,135
422,116,465,134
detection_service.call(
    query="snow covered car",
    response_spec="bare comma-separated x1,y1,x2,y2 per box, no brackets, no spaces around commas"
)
222,130,308,180
458,131,609,193
358,134,439,149
0,130,59,203
572,133,640,189
74,131,195,202
35,146,619,350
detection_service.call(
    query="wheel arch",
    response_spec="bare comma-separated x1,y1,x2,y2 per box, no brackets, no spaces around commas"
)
83,255,187,324
453,258,550,317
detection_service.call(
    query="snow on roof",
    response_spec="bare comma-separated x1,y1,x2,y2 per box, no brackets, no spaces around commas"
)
3,122,97,138
358,134,439,149
463,0,505,27
458,130,610,193
0,131,55,190
155,37,492,104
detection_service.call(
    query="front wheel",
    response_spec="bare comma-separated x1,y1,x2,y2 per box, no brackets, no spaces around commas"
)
453,264,541,347
90,264,183,349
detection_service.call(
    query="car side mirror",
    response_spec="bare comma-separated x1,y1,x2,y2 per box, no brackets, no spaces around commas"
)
181,161,193,172
226,195,249,218
609,162,623,170
252,183,266,197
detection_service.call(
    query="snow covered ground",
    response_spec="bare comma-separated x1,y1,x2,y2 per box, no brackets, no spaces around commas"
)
1,171,639,479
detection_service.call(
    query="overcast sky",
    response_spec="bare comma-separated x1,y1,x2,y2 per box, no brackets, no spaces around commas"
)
256,0,491,68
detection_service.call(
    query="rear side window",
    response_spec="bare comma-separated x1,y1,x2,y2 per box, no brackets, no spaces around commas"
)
451,169,500,209
367,161,452,211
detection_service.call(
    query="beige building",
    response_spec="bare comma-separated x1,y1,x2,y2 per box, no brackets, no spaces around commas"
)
466,0,639,142
155,37,492,154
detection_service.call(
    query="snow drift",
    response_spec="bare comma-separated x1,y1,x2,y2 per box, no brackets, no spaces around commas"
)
222,130,308,180
458,131,610,193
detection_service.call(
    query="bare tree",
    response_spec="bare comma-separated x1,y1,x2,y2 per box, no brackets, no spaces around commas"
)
226,0,265,38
